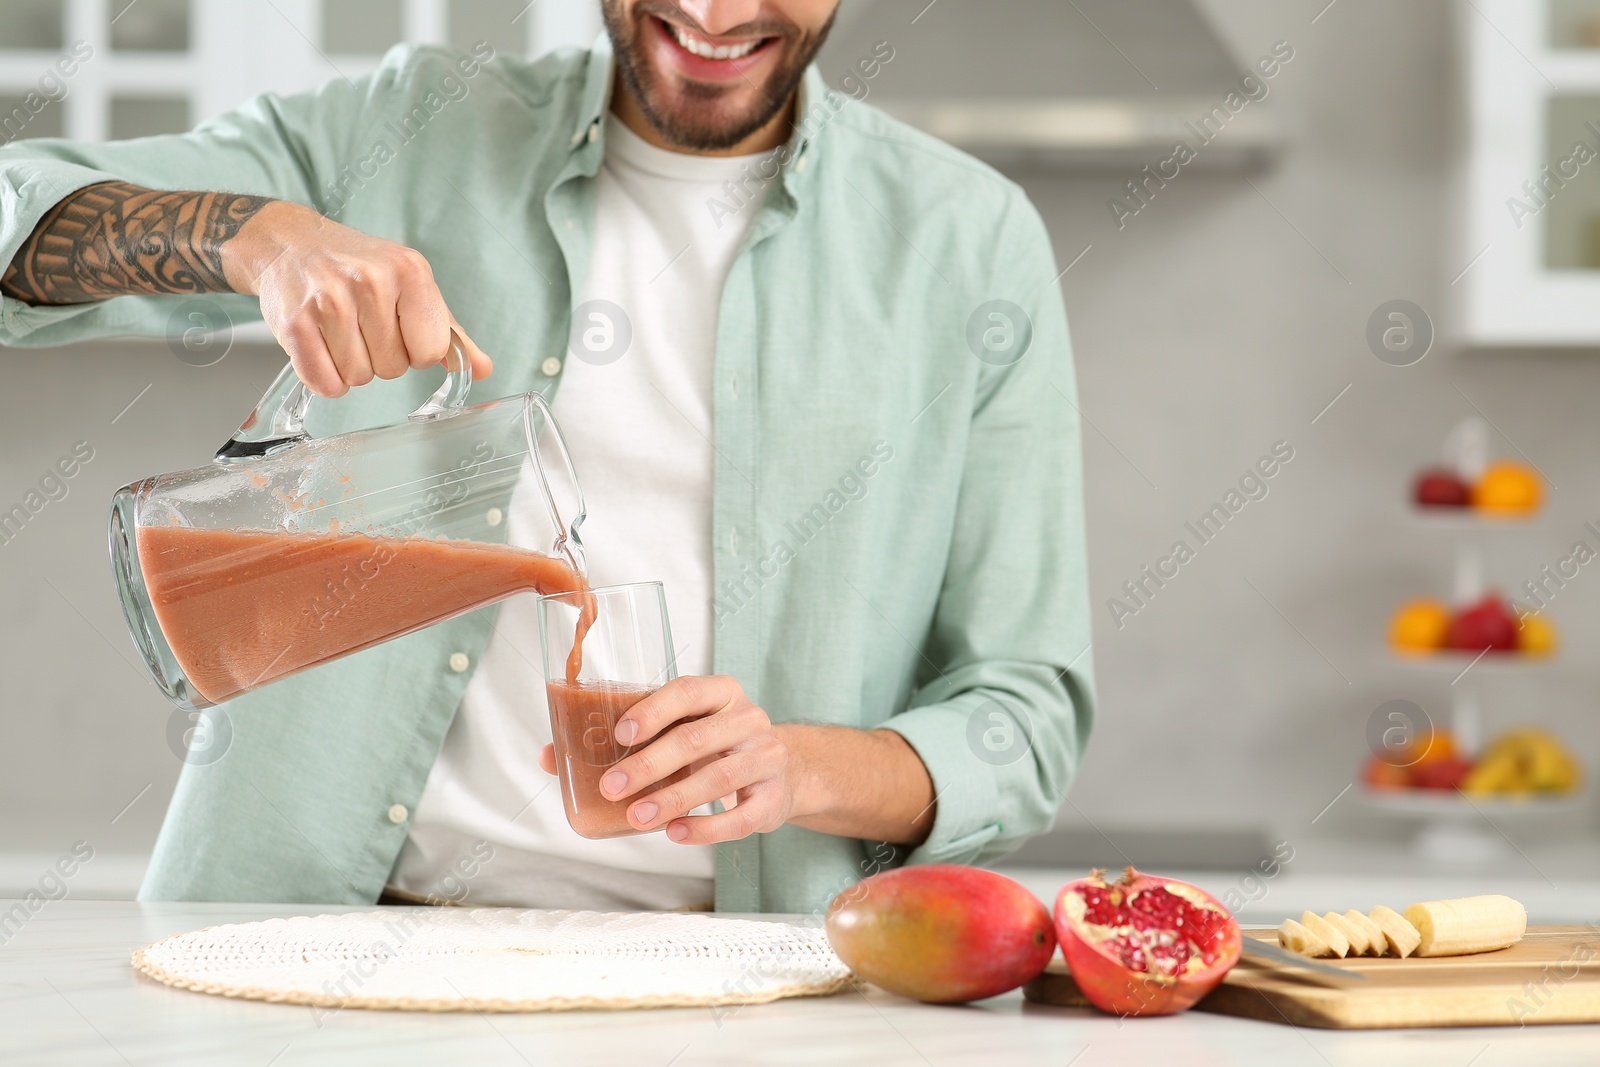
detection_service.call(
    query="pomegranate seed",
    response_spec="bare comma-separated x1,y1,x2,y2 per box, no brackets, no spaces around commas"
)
1069,881,1234,978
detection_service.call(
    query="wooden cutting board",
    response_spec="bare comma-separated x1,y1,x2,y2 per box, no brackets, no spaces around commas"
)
1023,926,1600,1029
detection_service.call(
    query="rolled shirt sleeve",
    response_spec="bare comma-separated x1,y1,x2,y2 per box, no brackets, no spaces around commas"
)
0,44,436,346
880,193,1096,868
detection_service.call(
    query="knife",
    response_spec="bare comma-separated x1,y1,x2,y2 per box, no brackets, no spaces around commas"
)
1240,937,1368,982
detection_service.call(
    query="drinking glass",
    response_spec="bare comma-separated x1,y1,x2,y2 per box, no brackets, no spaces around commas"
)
537,582,687,839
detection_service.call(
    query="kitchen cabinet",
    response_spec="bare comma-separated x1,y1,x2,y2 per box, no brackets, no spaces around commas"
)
0,0,598,144
1458,0,1600,344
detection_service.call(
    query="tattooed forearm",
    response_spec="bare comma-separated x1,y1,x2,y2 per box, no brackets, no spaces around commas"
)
0,181,272,305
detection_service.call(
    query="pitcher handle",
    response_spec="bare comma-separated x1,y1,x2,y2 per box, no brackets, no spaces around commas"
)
215,330,473,462
526,390,588,574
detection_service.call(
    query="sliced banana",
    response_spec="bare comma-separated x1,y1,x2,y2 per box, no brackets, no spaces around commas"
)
1278,917,1332,957
1276,896,1525,961
1343,910,1387,957
1403,895,1526,957
1369,905,1422,959
1322,911,1369,956
1299,910,1349,958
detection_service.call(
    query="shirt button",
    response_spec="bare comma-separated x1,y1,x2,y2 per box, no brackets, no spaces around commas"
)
448,652,470,673
795,155,809,173
387,804,409,824
541,357,563,377
485,507,503,527
587,123,599,143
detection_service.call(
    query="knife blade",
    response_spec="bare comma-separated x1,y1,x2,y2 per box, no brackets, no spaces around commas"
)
1240,937,1368,982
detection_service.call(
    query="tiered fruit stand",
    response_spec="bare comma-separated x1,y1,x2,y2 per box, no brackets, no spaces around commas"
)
1361,431,1581,864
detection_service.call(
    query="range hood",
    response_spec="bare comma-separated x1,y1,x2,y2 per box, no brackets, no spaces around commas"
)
818,0,1283,171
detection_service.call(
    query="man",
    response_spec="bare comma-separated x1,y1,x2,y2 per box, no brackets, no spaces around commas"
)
0,0,1093,913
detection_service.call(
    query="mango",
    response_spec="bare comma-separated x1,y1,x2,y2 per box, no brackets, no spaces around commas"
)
824,865,1055,1003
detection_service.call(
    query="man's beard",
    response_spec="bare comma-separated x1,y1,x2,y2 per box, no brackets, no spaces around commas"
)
602,0,836,151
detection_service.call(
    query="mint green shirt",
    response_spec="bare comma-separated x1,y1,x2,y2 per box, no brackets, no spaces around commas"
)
0,37,1094,913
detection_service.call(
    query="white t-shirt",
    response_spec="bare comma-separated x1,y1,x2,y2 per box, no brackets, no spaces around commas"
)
389,117,766,910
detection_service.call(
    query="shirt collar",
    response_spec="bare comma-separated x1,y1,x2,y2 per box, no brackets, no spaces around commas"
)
569,33,831,199
569,32,615,149
781,66,830,194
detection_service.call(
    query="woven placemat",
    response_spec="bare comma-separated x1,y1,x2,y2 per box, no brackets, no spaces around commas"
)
133,908,852,1012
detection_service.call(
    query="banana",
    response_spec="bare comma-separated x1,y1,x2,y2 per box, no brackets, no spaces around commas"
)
1402,895,1526,957
1368,906,1422,958
1278,918,1332,957
1462,757,1514,796
1321,911,1369,956
1299,911,1349,958
1525,737,1579,792
1278,896,1527,961
1463,730,1581,795
1343,910,1387,957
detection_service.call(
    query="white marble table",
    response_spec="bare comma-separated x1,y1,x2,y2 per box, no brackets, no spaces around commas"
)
1,900,1597,1066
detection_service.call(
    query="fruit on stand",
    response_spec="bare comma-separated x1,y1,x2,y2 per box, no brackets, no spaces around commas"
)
1387,594,1558,657
1363,727,1581,796
1411,756,1474,791
1361,755,1412,790
1414,469,1471,508
1414,751,1472,793
1462,729,1582,796
1279,897,1525,960
1362,727,1458,790
824,865,1055,1003
1406,728,1458,768
1409,457,1542,515
1518,613,1559,656
1053,867,1241,1017
1404,896,1527,957
1470,461,1542,515
1449,595,1519,652
1413,468,1472,508
1388,599,1452,654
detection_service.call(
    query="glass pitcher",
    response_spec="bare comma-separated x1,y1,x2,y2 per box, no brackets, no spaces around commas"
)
109,334,587,710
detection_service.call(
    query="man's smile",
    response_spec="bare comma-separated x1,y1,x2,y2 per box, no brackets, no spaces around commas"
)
646,13,782,84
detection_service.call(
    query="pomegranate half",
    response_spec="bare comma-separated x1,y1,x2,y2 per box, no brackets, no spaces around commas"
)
1054,867,1241,1016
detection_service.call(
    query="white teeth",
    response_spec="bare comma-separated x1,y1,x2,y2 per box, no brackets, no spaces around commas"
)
670,23,760,60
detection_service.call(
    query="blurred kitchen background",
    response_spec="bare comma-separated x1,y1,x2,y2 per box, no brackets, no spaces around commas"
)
4,0,1600,919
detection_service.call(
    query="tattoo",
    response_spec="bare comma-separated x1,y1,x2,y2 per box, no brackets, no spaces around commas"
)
1,181,271,305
